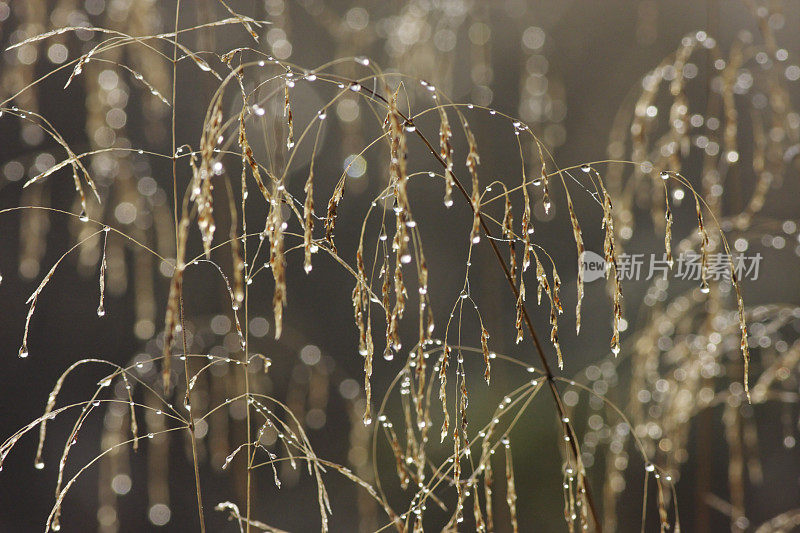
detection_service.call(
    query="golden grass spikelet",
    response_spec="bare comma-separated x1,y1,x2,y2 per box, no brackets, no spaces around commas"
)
533,249,550,306
388,89,413,268
325,179,345,254
439,345,450,442
238,111,272,204
566,195,584,334
363,339,373,426
393,259,407,324
465,122,481,244
284,83,294,150
505,440,519,533
515,280,526,344
552,265,563,314
502,187,517,280
551,301,564,370
481,327,491,385
439,107,455,207
484,455,495,532
162,218,189,394
384,421,411,489
730,263,751,400
192,97,224,258
380,250,393,360
694,193,711,294
453,424,464,525
592,168,624,356
414,342,427,428
656,474,671,533
354,251,369,355
459,372,469,435
664,196,674,268
472,479,487,532
268,195,286,340
229,220,244,311
303,167,314,273
521,187,534,273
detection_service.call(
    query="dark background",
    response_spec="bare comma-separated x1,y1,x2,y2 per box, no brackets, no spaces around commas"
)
1,1,799,531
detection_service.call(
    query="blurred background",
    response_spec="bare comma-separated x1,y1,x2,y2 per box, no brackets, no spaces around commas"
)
1,0,800,531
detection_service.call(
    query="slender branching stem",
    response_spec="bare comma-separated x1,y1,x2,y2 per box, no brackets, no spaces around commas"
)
344,81,603,530
172,2,206,530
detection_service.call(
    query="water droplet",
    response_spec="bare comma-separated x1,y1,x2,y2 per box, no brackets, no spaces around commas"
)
97,305,105,317
349,83,362,92
581,164,591,173
18,345,29,358
34,461,44,470
660,171,670,180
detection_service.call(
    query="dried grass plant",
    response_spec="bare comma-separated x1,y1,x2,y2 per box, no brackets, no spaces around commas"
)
1,1,799,532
